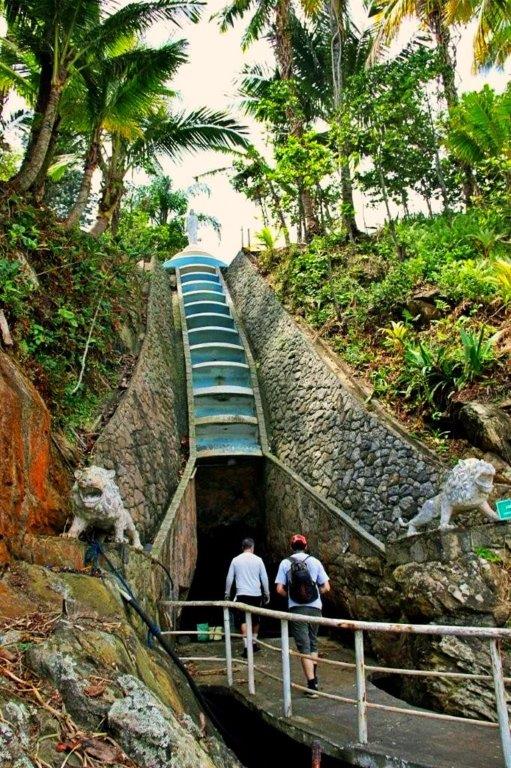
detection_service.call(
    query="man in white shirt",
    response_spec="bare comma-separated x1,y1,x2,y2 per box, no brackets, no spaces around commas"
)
275,533,330,697
225,538,270,658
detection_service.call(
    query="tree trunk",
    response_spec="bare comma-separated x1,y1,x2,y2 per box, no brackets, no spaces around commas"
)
430,10,475,204
274,0,293,82
268,179,290,246
65,126,101,228
400,189,410,217
7,74,65,194
30,115,61,202
301,187,320,242
90,137,126,237
430,11,457,109
274,0,320,240
329,0,359,240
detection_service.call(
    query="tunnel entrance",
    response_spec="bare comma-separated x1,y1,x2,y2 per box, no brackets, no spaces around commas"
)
181,456,267,631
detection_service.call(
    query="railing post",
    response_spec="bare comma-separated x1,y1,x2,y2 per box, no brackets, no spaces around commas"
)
281,619,292,717
355,630,368,745
246,611,255,694
490,638,511,768
223,606,233,687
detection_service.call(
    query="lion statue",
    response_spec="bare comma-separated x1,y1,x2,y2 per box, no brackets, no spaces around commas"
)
407,458,499,536
63,466,142,549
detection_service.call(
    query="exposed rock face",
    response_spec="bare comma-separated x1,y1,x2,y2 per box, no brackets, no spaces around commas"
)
226,253,441,541
94,262,187,542
459,402,511,465
108,675,220,768
0,561,240,768
0,351,69,557
380,525,511,720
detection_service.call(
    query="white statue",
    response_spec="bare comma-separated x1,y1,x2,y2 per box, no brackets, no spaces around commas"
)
407,458,498,536
63,466,142,549
186,209,199,245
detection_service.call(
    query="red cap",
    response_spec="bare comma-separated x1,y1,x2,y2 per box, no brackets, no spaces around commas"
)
291,534,307,547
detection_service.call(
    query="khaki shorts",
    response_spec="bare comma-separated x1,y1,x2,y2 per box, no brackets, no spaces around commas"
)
289,606,321,654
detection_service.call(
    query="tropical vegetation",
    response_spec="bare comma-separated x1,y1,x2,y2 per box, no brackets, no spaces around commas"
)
0,0,509,453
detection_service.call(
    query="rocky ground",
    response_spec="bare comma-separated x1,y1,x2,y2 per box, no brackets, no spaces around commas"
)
0,556,241,768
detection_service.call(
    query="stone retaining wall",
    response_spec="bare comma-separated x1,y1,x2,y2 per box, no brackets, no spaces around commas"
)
94,262,185,543
264,455,386,618
226,253,442,542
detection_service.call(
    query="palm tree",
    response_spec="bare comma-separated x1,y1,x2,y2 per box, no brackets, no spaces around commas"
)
90,105,248,236
446,84,510,191
64,40,188,228
2,0,201,193
239,12,365,238
444,0,510,68
370,0,458,108
370,0,481,202
217,0,322,239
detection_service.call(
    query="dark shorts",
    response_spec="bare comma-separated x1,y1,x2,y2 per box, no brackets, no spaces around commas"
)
234,595,262,629
290,606,322,654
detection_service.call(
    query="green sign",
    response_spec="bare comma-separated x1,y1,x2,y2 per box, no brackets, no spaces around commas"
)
496,499,511,521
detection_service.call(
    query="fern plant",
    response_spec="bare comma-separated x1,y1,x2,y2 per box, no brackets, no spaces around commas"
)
256,226,276,251
489,258,511,306
459,326,497,381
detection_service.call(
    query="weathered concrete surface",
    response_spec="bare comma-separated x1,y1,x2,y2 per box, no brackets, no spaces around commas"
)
152,461,198,626
185,638,505,768
0,351,70,560
94,262,186,542
226,253,442,541
0,561,240,768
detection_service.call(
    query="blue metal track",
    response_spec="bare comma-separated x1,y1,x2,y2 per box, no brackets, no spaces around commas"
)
165,249,264,459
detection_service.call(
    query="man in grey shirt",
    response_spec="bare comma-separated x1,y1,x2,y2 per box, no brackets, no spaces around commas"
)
276,533,330,697
225,538,270,658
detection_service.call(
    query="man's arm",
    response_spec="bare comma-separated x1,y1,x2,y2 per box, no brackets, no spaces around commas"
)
260,561,270,602
225,560,235,599
317,562,330,594
275,560,288,598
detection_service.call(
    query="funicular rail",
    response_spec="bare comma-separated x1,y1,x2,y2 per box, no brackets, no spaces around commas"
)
160,599,511,767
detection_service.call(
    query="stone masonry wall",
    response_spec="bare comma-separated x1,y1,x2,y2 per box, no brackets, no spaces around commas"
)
265,456,385,619
226,253,442,542
94,262,185,543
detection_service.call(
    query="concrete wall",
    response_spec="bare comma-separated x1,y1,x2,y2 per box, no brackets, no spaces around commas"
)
94,263,185,542
226,253,442,542
152,460,197,628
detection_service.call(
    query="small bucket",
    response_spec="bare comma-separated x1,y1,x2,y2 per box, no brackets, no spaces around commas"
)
210,626,222,641
197,623,210,642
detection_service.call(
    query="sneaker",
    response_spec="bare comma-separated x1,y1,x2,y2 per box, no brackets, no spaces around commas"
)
305,679,319,698
253,642,261,653
241,648,248,659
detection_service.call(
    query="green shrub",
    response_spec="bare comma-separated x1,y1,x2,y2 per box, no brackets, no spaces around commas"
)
437,259,495,302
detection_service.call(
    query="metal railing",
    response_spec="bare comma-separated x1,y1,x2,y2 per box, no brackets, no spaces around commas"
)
160,599,511,767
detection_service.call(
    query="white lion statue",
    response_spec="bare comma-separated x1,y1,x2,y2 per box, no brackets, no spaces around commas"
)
63,466,142,549
407,458,498,536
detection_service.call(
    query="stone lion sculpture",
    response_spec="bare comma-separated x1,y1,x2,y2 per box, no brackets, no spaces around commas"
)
63,466,142,549
407,458,498,536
